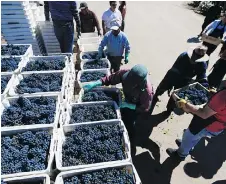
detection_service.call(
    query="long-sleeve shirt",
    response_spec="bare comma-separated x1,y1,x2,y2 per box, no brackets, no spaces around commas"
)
99,31,130,57
79,9,101,33
101,70,154,112
171,52,208,81
204,20,226,41
44,1,81,29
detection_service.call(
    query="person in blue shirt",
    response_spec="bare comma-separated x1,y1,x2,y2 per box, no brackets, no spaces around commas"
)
98,20,130,73
149,45,209,115
44,1,81,53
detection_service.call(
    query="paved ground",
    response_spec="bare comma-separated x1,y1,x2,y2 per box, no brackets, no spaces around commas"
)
86,1,226,184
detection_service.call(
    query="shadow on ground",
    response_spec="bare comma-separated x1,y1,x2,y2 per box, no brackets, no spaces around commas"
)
132,112,226,184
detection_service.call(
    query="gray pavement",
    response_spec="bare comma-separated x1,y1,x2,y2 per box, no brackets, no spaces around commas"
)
86,1,226,184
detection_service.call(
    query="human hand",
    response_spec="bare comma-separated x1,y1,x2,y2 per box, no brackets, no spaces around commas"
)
176,99,187,109
120,102,136,110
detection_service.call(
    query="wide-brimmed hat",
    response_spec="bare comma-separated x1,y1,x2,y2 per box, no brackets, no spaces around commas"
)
187,46,209,62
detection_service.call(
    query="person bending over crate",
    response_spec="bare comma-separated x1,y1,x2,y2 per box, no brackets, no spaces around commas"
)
150,45,209,116
82,64,154,144
166,82,226,160
98,20,130,73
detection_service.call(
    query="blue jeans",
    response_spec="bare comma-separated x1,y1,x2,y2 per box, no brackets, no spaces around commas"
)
177,128,222,157
53,20,74,53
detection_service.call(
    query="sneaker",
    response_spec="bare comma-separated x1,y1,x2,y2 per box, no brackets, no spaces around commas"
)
175,139,182,147
166,148,185,161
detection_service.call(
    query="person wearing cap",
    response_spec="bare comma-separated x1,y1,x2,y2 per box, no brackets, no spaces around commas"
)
79,2,101,35
98,21,130,73
202,13,226,56
44,1,81,53
166,82,226,160
82,64,155,143
150,45,209,115
102,1,122,35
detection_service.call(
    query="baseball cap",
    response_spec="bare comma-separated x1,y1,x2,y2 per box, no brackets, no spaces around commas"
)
80,2,88,9
110,19,121,30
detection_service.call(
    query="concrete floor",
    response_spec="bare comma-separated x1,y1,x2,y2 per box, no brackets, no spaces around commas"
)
86,1,226,184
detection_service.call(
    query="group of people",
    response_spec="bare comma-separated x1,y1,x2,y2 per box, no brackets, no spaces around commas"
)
44,1,226,161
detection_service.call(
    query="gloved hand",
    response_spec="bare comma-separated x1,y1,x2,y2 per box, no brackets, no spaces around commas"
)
124,53,129,64
176,99,187,108
96,51,102,60
120,102,136,110
83,80,102,91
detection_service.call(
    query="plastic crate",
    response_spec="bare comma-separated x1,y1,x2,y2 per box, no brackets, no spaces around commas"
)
80,51,106,62
80,58,111,70
80,43,100,52
55,120,131,172
2,174,50,184
1,126,56,179
80,32,99,38
8,71,67,98
55,162,141,184
77,69,110,88
1,74,16,97
1,93,62,130
77,37,101,46
61,101,121,126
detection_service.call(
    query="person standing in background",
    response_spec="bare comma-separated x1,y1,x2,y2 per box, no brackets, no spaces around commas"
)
118,1,126,31
102,1,122,35
44,1,81,53
79,2,101,36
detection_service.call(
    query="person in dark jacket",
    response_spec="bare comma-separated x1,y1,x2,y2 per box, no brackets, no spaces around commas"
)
82,64,155,143
44,1,81,53
198,2,222,38
79,2,101,35
208,42,226,89
150,45,209,115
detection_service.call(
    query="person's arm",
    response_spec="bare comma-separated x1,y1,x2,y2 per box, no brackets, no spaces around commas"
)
124,35,130,55
137,86,154,113
121,6,126,20
101,70,128,86
203,20,217,35
70,2,81,36
98,34,108,57
195,63,209,88
44,1,50,21
92,11,101,35
102,20,106,35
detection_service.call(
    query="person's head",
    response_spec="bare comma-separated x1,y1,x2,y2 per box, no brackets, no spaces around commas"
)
110,20,121,36
221,13,226,24
123,64,148,90
109,1,117,11
119,1,126,6
190,45,208,64
79,2,88,13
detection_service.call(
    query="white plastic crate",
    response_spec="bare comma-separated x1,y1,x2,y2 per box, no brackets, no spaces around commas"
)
55,162,141,184
61,101,121,126
77,69,110,88
2,174,50,184
1,126,56,179
8,71,68,99
1,93,62,130
80,43,100,52
55,120,131,172
77,36,101,45
1,74,16,97
80,32,99,38
80,50,106,62
80,58,111,70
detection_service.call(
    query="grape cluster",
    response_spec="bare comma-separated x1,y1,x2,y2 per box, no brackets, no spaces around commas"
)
16,73,62,94
1,75,11,94
1,96,56,127
1,180,44,184
64,167,135,184
70,104,117,124
1,45,29,56
1,130,51,175
80,72,106,82
62,124,126,167
1,57,21,72
82,52,105,60
177,86,209,105
22,58,65,71
83,60,108,69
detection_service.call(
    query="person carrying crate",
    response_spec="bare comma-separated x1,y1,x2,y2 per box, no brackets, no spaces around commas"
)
149,45,209,116
98,20,130,73
166,82,226,160
82,64,155,144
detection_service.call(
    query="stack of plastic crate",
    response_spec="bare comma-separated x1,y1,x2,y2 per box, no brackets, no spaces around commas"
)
1,1,45,55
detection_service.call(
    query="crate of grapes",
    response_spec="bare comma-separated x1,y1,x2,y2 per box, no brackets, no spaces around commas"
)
1,126,56,178
172,82,210,106
1,74,16,100
1,174,50,184
80,58,111,70
55,162,141,184
55,120,131,171
80,51,106,62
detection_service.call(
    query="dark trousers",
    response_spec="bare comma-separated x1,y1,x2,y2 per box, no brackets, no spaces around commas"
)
108,55,123,73
150,70,191,113
203,41,217,56
53,20,74,53
121,20,125,32
208,59,226,88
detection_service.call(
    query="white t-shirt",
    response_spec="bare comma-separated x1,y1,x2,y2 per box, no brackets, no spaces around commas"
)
102,8,122,29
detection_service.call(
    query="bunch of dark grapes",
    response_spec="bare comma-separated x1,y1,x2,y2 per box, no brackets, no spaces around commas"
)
1,57,21,72
1,45,29,56
80,72,106,82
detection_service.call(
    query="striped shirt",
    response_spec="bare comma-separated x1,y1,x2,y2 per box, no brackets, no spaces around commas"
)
99,31,130,56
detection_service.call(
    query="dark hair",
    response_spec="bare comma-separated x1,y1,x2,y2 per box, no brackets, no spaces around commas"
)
119,1,126,12
109,1,117,5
